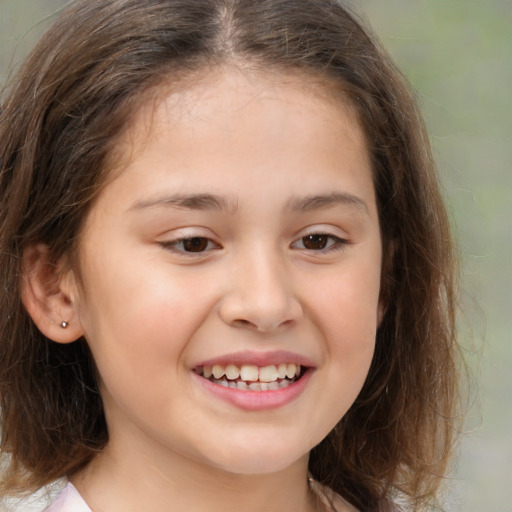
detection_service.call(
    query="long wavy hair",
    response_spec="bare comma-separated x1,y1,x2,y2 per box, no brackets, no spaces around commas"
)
0,1,461,509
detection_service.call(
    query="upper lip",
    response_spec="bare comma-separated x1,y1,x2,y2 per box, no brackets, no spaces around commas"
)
193,350,316,369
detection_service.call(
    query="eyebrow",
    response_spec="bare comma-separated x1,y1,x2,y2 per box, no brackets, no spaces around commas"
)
129,193,238,213
129,191,369,215
287,192,369,214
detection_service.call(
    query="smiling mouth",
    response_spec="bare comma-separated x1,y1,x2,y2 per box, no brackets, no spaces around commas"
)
193,363,303,391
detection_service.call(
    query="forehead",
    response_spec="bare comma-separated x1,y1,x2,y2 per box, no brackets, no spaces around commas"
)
92,66,373,219
114,65,364,157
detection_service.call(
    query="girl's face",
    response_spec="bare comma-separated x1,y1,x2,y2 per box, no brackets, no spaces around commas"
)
72,68,382,475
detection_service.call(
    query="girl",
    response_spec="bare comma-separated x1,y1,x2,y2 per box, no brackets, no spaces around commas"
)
0,1,461,510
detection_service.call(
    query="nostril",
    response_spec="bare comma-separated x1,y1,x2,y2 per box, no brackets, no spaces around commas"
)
232,319,256,329
232,318,295,333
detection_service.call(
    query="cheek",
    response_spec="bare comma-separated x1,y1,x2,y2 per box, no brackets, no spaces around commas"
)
309,256,381,381
79,248,192,336
294,262,381,439
75,248,227,398
75,259,184,384
314,260,381,335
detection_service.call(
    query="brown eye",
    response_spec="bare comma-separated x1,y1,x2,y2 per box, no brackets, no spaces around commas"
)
292,233,347,253
182,237,209,252
161,236,220,255
301,234,330,250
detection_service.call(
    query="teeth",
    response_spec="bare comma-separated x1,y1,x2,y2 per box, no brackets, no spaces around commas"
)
240,364,259,382
259,365,278,382
286,364,297,379
212,364,224,379
277,363,288,379
197,362,303,391
225,364,240,380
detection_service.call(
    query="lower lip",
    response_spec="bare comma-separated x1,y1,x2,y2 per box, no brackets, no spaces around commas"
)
193,368,313,411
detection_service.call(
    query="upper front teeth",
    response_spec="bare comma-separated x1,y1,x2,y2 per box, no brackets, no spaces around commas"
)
202,363,301,383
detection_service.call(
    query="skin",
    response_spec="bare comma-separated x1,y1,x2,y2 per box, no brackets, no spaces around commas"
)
26,67,382,512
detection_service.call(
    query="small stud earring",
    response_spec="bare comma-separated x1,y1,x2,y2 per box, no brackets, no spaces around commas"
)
60,321,69,329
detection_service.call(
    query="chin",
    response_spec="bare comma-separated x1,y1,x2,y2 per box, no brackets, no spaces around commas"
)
213,457,305,476
201,437,311,476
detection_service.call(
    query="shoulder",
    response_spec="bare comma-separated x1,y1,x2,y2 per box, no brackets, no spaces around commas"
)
44,482,92,512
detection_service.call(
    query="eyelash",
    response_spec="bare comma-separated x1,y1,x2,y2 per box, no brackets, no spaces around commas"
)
160,233,349,255
160,236,221,255
291,233,349,252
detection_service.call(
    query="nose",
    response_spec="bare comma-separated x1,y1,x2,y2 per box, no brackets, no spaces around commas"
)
218,250,303,333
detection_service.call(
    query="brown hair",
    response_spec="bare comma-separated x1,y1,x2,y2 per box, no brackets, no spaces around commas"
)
0,0,461,509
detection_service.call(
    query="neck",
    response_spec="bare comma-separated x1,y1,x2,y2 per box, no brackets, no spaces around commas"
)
72,435,319,512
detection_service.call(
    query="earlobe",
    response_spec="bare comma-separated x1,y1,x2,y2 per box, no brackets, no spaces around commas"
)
21,244,84,344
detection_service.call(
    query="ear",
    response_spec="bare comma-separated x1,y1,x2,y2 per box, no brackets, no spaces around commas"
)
21,243,84,343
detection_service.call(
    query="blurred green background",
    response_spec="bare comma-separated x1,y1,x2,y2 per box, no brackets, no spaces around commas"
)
1,1,511,510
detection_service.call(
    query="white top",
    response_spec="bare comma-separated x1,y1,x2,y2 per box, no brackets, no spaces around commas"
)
44,482,92,512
